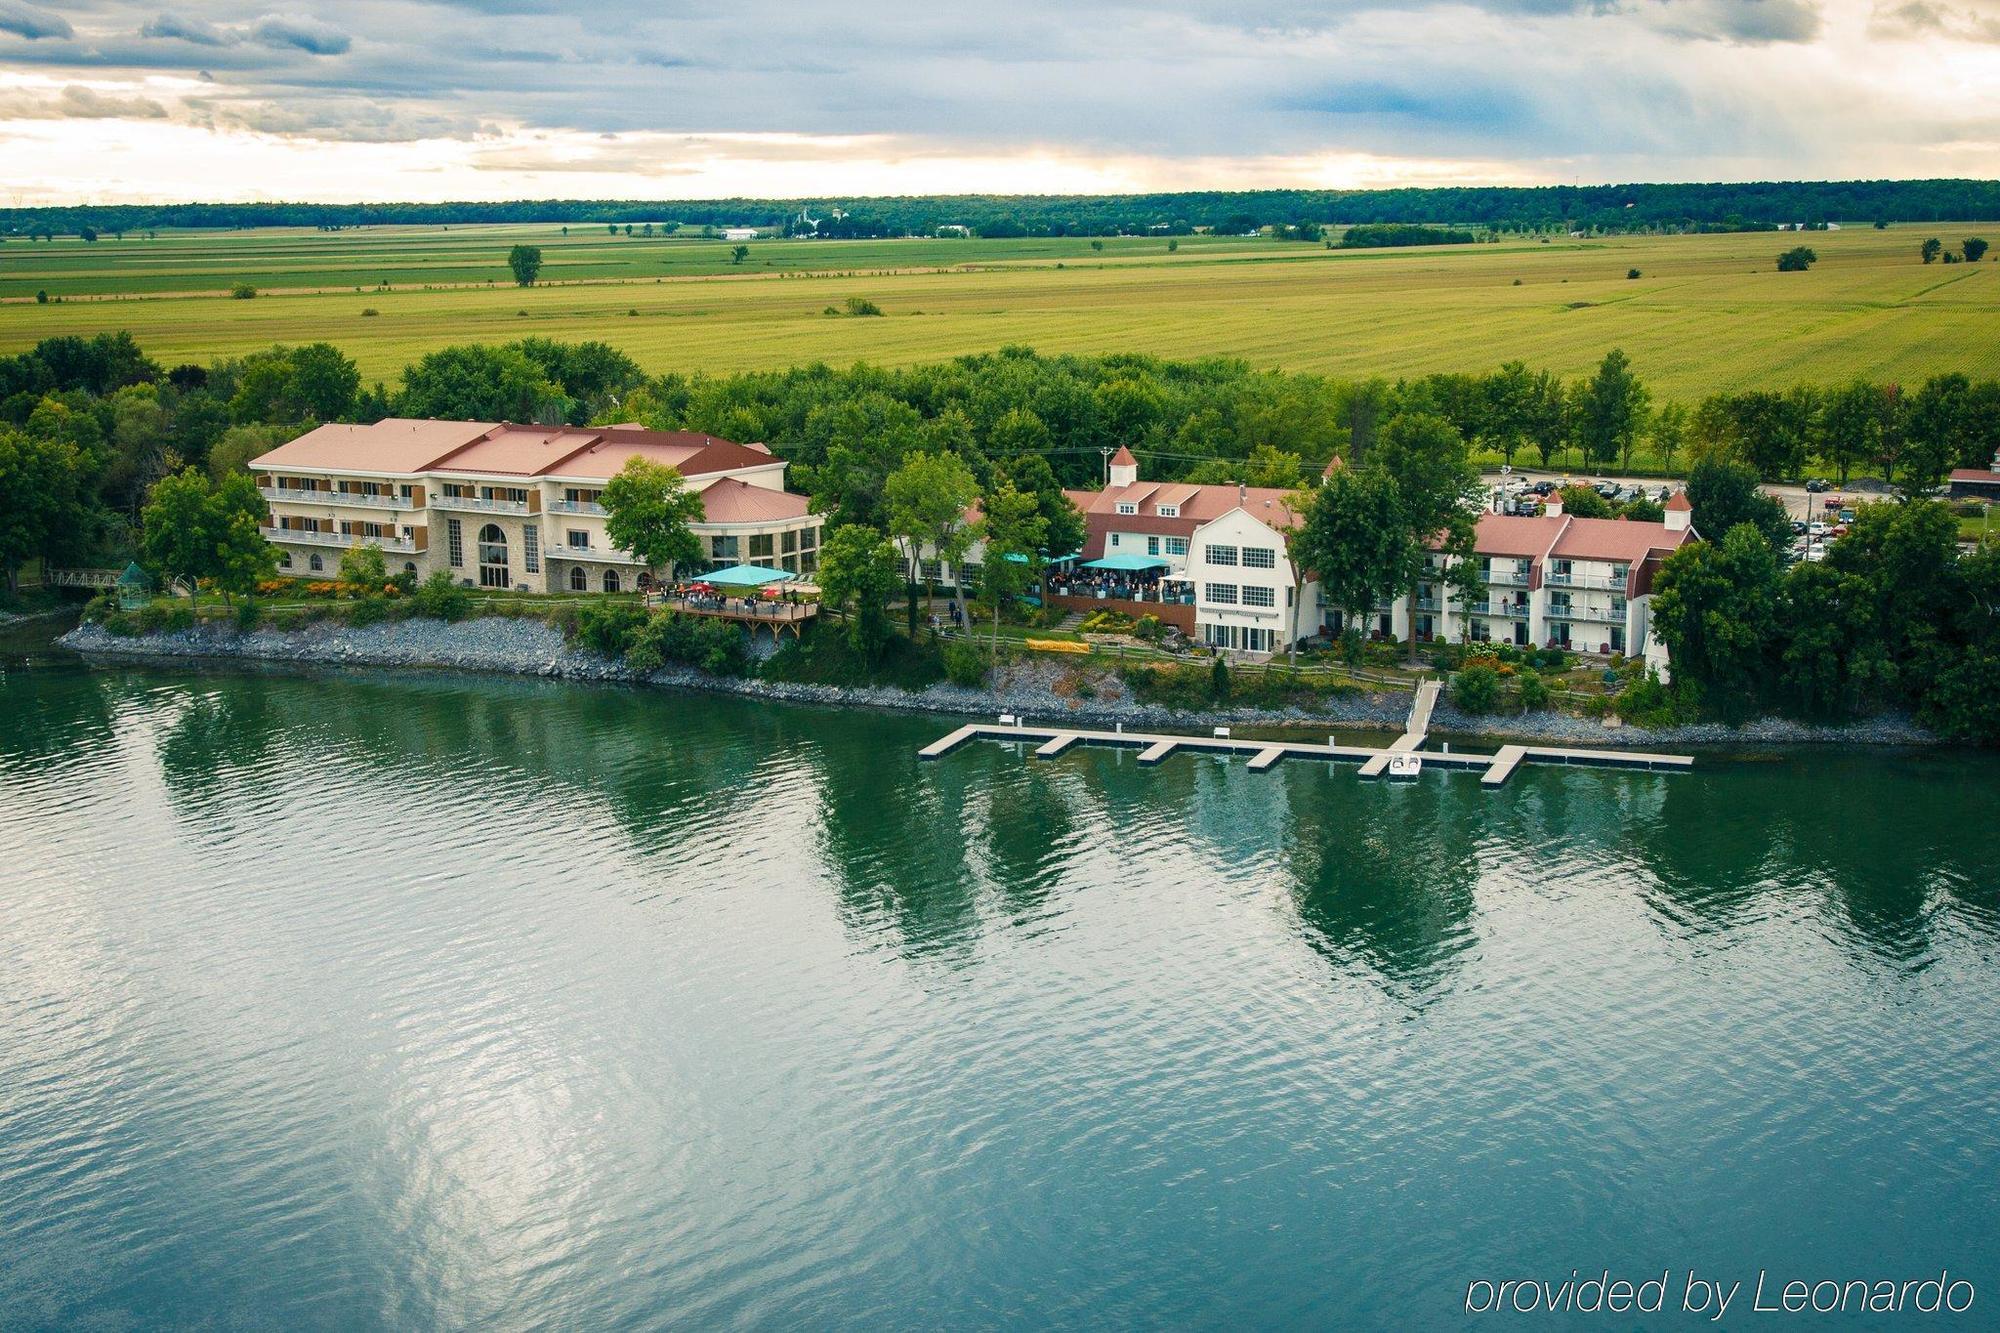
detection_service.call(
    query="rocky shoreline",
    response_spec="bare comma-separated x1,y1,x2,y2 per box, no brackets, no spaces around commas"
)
58,617,1939,749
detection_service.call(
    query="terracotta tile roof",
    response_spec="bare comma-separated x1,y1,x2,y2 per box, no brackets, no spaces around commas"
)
1551,515,1692,565
249,418,780,483
1949,467,2000,484
1074,480,1302,558
1471,513,1567,559
1110,445,1138,466
1664,491,1693,511
693,477,811,523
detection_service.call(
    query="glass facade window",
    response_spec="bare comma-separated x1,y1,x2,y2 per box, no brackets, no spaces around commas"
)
446,518,463,567
750,533,775,559
711,535,740,562
1241,547,1276,569
523,524,540,574
1242,586,1275,608
1206,583,1239,604
1205,544,1238,566
1165,537,1188,556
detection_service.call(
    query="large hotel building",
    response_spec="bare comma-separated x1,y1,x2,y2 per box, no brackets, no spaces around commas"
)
249,419,822,593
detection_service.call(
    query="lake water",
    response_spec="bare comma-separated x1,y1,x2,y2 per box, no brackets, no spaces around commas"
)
3,636,1997,1328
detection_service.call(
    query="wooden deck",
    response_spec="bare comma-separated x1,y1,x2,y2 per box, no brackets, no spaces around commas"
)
646,594,818,636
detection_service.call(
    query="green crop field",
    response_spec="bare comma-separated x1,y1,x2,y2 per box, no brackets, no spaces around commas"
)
2,221,1993,398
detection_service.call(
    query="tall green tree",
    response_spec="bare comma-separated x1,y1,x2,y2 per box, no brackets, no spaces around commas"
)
1817,379,1887,486
1285,466,1409,633
508,245,543,286
601,457,704,581
140,467,218,606
882,450,981,625
1649,524,1782,721
1684,457,1790,550
1572,349,1651,471
209,471,278,603
394,344,565,424
1371,411,1481,661
1651,401,1690,475
0,428,91,594
1904,373,1975,492
975,480,1047,660
814,523,901,659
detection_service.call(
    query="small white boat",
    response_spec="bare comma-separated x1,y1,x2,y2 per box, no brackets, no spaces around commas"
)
1386,753,1424,782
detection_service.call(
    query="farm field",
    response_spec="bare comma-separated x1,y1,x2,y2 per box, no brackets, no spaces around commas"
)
2,222,1993,399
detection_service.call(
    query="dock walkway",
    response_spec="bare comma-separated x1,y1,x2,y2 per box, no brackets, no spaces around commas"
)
919,718,1689,788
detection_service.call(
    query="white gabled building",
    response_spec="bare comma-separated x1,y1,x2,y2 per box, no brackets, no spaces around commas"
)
1054,447,1318,654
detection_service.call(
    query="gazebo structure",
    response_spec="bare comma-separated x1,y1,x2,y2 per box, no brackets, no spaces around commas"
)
115,562,153,611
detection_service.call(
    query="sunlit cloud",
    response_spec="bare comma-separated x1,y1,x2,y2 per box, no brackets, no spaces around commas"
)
4,0,2000,201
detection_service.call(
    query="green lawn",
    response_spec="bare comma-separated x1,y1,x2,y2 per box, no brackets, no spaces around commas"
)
4,222,1995,400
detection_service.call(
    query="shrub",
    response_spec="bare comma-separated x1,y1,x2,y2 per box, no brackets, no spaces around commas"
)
942,638,989,687
571,601,647,658
346,597,391,627
230,281,257,299
1613,670,1679,728
1123,663,1212,711
1209,655,1231,702
1134,614,1162,642
337,544,389,590
843,296,884,317
409,569,471,621
624,611,748,676
1516,669,1550,712
82,592,116,624
1451,663,1502,714
235,599,263,632
360,307,380,317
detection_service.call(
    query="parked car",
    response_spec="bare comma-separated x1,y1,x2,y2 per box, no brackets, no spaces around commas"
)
1805,478,1831,493
1594,481,1620,498
1837,508,1856,523
1791,520,1809,535
1808,521,1831,537
1531,480,1556,496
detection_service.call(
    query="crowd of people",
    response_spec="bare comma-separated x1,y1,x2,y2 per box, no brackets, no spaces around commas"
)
1044,569,1192,604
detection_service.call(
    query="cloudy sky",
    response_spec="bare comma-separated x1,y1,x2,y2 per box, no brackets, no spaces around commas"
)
3,0,1999,203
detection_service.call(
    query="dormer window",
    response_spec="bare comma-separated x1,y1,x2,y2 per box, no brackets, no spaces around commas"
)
1115,502,1138,515
1156,504,1178,518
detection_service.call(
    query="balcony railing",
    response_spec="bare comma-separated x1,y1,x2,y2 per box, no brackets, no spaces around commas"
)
262,486,411,510
263,526,419,554
1546,571,1627,591
1472,600,1531,618
548,499,607,515
557,543,646,565
1551,604,1627,624
432,494,530,514
1414,597,1442,611
1482,567,1530,586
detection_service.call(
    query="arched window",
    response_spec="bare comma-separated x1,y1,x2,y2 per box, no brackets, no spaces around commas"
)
602,569,621,593
477,524,509,588
569,566,587,592
279,552,293,569
308,553,323,572
636,571,652,592
404,562,417,576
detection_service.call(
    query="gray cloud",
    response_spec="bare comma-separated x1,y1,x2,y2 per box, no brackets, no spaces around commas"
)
0,83,169,117
141,12,241,46
0,0,72,40
251,13,350,55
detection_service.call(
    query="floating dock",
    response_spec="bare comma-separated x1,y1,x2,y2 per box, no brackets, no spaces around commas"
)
919,720,1689,786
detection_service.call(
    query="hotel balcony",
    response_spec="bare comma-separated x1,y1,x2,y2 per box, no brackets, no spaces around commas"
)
262,486,412,510
263,526,420,554
1472,600,1531,618
1546,571,1627,591
547,499,608,516
1482,567,1531,586
1549,604,1627,624
432,494,531,514
557,543,646,565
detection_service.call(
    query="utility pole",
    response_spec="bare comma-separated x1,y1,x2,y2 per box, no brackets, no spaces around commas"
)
1100,446,1112,486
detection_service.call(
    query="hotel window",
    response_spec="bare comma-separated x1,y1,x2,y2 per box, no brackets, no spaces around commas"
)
1116,502,1137,515
921,560,943,583
1241,547,1276,569
1110,534,1120,548
1206,583,1239,604
278,552,292,569
444,483,470,499
308,554,323,572
782,530,798,554
523,524,540,574
1205,544,1238,566
1157,505,1178,518
567,530,589,549
1241,585,1276,608
476,524,510,589
446,518,463,567
800,527,818,551
1147,536,1160,556
750,533,775,560
1472,620,1490,643
569,567,587,591
1165,537,1188,556
711,535,740,561
400,484,415,500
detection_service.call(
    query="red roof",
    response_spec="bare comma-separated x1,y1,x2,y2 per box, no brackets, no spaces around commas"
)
1110,445,1138,466
251,418,780,482
1322,455,1345,478
1664,491,1692,511
694,477,811,523
1072,479,1303,558
1551,515,1692,564
1949,467,2000,484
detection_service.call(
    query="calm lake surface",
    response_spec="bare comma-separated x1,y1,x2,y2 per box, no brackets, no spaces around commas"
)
3,635,1997,1329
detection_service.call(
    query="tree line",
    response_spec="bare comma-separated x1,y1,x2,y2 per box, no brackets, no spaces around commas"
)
8,178,2000,242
